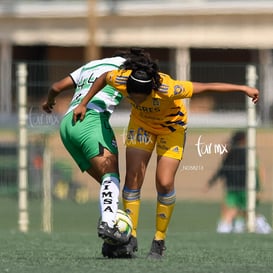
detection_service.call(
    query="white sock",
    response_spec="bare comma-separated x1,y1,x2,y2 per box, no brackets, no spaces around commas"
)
99,174,120,228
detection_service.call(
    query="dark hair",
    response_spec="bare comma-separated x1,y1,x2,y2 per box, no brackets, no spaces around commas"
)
120,48,161,94
127,70,153,95
112,48,133,59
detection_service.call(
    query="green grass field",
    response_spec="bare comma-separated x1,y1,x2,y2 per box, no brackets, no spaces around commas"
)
0,198,273,273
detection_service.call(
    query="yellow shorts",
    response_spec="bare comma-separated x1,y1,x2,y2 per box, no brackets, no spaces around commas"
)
125,119,186,160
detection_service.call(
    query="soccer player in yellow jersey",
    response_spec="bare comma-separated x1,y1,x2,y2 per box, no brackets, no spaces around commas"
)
73,48,259,259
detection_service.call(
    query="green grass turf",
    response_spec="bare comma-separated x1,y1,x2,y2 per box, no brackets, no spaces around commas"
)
0,232,273,273
0,198,273,273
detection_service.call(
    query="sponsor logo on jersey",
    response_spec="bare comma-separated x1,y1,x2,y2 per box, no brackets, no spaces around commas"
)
174,85,184,95
132,103,160,113
172,146,179,153
127,128,153,145
101,180,113,213
159,137,167,144
152,98,160,106
157,138,168,151
112,139,117,148
157,213,167,219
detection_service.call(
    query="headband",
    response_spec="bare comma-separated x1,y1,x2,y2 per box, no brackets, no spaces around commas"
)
130,75,152,83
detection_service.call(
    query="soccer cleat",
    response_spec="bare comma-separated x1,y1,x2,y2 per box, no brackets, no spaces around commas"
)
97,221,129,244
255,215,273,234
102,235,138,258
102,242,119,258
147,239,166,259
216,220,233,233
116,235,138,258
233,218,246,233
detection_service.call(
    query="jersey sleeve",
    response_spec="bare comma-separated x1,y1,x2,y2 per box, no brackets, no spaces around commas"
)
173,80,193,99
106,69,131,96
70,66,82,86
70,57,125,87
156,73,193,99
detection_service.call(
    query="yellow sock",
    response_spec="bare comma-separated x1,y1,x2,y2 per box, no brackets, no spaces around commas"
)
123,198,140,238
154,201,175,241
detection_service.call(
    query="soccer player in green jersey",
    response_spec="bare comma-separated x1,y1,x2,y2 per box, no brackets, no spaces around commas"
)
42,55,129,247
207,131,272,234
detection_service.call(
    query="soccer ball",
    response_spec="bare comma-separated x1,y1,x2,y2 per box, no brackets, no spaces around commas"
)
105,209,133,245
115,209,133,236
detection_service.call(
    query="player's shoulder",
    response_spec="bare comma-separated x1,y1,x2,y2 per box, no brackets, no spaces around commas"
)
100,56,126,67
83,56,125,68
108,69,131,78
156,72,175,94
159,72,171,80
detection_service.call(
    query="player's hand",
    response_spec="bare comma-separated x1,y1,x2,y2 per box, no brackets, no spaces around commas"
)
42,100,56,113
245,87,259,104
73,104,87,123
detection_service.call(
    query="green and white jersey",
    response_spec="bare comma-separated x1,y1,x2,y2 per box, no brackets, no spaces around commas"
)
65,56,125,115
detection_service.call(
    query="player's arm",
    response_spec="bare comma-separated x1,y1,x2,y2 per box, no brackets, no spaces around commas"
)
42,76,75,113
192,82,259,104
72,72,108,123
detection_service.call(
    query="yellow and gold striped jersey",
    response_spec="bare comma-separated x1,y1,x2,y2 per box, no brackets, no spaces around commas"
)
106,69,193,134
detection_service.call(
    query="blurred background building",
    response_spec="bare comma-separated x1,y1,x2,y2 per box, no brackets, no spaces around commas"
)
0,0,273,125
